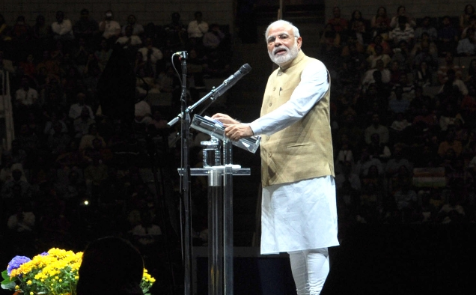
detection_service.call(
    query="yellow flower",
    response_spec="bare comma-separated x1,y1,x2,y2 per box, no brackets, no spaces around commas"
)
27,280,32,285
15,285,19,290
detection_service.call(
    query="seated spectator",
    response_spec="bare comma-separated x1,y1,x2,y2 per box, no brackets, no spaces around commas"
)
460,4,476,29
389,16,415,47
335,160,361,192
188,11,208,46
367,133,391,162
412,31,439,61
438,130,463,158
77,236,145,295
164,12,187,51
437,52,463,84
7,201,35,232
15,76,39,108
393,180,418,212
413,61,433,87
10,15,31,44
71,37,93,73
31,14,48,48
203,23,226,52
336,134,356,170
1,168,32,200
84,154,108,199
367,31,392,56
132,210,162,246
138,37,163,66
69,92,94,120
388,86,410,115
341,35,365,57
414,17,438,43
366,44,391,68
348,10,370,45
202,49,230,78
391,72,414,100
0,159,26,185
79,124,106,150
436,193,465,223
44,110,68,136
390,113,412,142
16,123,40,154
391,40,412,72
74,108,96,138
51,11,74,41
18,53,37,77
461,15,476,39
98,10,121,42
371,6,391,41
456,28,476,56
438,68,468,97
319,23,341,57
327,6,348,34
386,144,413,179
439,101,464,131
47,121,71,155
116,25,142,48
412,39,438,71
437,16,459,57
390,6,416,28
94,38,112,72
354,146,384,176
336,114,364,149
121,14,144,36
73,8,98,44
364,113,389,145
362,59,391,90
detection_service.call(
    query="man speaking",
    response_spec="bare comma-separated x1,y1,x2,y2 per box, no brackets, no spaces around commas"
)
213,20,338,295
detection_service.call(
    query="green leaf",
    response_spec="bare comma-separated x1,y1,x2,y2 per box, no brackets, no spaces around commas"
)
1,280,16,290
1,270,9,281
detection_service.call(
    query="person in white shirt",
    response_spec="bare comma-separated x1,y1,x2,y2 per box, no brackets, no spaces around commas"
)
138,37,163,64
188,11,208,43
51,11,74,40
15,76,38,107
69,92,94,120
116,25,142,48
98,10,121,40
121,14,144,36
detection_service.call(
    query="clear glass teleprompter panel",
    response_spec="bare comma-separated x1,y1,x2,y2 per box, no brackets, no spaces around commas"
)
191,115,261,153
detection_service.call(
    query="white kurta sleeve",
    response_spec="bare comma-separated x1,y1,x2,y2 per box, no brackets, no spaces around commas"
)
249,58,329,136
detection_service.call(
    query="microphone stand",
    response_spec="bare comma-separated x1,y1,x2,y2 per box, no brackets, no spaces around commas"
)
177,51,193,295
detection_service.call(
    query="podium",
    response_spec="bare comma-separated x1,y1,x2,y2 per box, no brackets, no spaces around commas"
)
178,115,260,295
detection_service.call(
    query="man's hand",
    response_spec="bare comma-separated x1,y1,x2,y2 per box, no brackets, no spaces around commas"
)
224,123,253,141
211,113,240,124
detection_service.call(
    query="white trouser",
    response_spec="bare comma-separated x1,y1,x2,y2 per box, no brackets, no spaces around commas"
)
288,248,329,295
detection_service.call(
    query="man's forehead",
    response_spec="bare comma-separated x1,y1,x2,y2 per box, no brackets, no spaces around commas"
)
267,25,294,37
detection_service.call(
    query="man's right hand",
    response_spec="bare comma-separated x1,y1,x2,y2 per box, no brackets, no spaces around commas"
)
211,113,240,124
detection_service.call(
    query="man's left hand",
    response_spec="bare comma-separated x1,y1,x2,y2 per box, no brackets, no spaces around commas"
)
224,123,253,141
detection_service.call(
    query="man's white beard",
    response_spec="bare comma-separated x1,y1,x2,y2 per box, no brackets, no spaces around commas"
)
268,41,299,66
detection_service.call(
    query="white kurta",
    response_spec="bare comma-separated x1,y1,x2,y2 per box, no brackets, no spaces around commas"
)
248,56,339,254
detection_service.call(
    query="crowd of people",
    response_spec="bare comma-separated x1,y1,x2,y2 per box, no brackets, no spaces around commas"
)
1,3,476,273
0,9,233,288
318,5,476,231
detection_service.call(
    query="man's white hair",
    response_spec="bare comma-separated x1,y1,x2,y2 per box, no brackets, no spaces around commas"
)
264,20,300,42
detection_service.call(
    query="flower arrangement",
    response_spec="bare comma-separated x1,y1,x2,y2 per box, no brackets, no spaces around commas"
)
1,248,155,295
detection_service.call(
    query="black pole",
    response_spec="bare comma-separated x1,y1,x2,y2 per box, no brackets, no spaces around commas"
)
177,51,193,295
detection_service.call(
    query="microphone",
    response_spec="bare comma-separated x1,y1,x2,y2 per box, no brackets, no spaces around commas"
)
213,63,252,97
